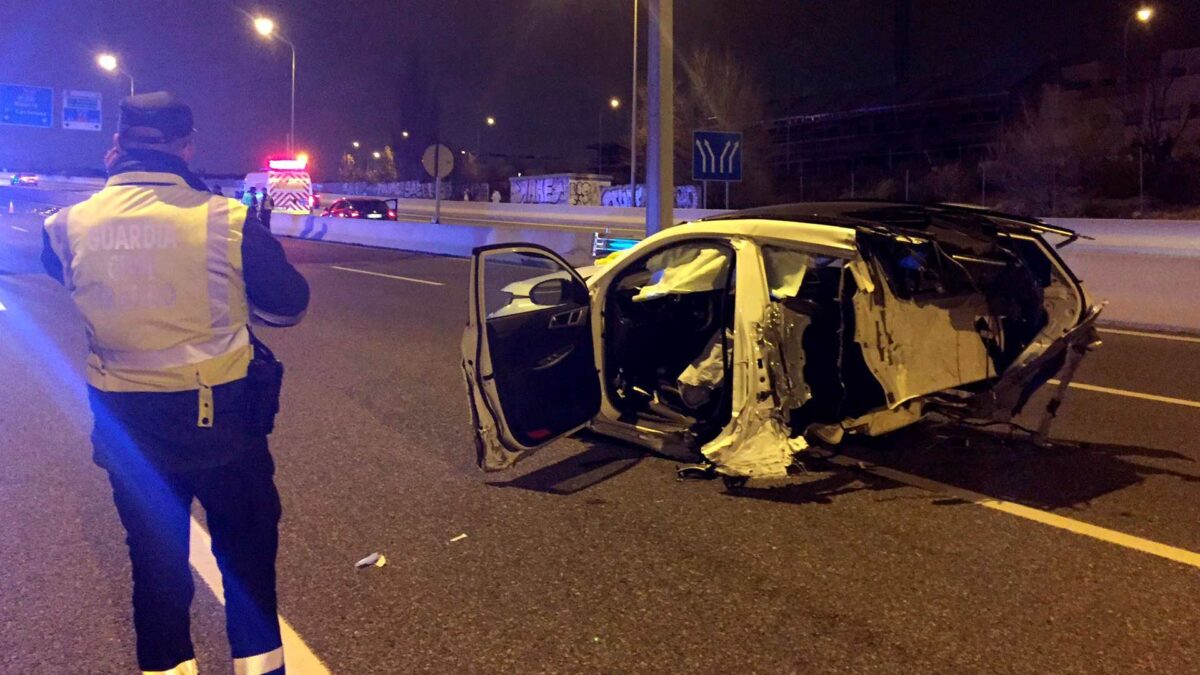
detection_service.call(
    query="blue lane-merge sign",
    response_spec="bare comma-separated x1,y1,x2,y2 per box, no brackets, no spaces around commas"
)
0,84,53,128
692,130,742,182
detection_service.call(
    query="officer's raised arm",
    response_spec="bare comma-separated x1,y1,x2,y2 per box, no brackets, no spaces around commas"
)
242,210,309,327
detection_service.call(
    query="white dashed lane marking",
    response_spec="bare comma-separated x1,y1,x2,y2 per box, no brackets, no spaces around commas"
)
1098,327,1200,345
829,454,1200,570
1048,378,1200,409
330,265,445,286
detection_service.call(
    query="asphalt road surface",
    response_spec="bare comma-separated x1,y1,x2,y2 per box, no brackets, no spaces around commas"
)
2,201,1199,674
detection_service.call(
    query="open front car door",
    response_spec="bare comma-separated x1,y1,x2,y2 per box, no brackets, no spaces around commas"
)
462,244,602,471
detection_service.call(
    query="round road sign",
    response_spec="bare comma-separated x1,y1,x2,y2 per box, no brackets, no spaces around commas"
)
421,144,454,179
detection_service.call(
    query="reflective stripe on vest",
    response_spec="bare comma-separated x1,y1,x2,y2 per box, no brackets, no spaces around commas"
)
45,171,252,393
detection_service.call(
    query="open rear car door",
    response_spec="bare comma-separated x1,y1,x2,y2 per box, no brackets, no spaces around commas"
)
462,244,602,471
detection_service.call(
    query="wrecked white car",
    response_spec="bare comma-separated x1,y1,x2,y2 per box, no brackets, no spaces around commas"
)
461,202,1102,481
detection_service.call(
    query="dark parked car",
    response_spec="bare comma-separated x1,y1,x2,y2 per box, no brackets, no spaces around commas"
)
322,198,396,220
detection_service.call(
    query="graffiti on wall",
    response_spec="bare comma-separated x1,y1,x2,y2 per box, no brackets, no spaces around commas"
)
510,174,613,206
600,184,702,209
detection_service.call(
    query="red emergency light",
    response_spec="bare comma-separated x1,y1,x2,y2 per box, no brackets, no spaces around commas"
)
268,156,308,170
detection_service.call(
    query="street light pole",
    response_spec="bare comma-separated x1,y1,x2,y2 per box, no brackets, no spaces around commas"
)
598,110,604,175
288,39,296,155
645,0,673,235
253,16,297,155
599,98,621,177
1122,7,1154,121
629,0,639,206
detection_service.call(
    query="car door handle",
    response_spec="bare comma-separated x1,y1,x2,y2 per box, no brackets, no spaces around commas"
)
549,307,586,329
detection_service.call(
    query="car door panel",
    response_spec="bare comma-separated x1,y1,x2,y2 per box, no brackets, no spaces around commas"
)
463,244,601,471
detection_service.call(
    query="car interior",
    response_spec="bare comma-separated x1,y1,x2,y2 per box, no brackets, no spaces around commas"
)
603,242,737,444
759,246,888,434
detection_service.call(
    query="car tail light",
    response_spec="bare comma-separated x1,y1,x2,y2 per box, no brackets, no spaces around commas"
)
349,210,360,217
387,209,396,219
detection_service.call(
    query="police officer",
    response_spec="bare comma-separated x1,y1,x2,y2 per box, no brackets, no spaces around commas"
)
42,92,309,675
259,188,274,229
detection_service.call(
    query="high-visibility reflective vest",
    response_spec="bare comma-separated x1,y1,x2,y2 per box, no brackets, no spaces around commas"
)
44,171,252,423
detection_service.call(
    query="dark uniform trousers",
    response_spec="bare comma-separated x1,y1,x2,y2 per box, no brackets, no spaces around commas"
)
91,384,285,674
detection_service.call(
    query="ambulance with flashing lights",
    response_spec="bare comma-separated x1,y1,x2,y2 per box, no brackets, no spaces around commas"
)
242,156,314,214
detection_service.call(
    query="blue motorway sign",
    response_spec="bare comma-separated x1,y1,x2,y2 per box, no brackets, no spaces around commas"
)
692,130,742,182
0,83,53,128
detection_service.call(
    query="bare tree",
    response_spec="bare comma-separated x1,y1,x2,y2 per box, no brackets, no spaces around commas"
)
637,47,774,207
989,97,1115,216
1139,68,1198,164
338,152,360,182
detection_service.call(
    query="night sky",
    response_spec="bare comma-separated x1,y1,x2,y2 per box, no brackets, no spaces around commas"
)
1,1,1197,177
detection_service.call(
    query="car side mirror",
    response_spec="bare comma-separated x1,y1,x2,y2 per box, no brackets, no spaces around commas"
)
529,278,570,306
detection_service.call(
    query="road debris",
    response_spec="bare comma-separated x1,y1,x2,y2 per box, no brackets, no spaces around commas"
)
449,533,468,543
355,552,387,569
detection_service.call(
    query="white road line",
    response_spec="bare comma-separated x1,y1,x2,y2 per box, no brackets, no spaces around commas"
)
0,299,6,311
330,264,444,286
828,455,1200,570
11,225,29,232
189,518,331,674
1098,327,1200,345
1048,379,1200,409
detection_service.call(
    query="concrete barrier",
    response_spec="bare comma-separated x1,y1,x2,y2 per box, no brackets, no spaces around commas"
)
272,212,602,266
1046,218,1200,258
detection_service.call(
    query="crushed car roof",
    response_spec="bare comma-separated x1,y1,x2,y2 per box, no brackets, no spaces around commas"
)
700,200,1082,246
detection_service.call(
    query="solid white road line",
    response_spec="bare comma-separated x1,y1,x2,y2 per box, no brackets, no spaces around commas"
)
11,225,29,232
189,518,331,674
828,455,1200,570
1048,379,1200,409
1098,327,1200,345
0,299,6,311
330,264,445,286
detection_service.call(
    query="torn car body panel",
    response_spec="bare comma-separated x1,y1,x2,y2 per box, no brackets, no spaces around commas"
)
462,202,1101,480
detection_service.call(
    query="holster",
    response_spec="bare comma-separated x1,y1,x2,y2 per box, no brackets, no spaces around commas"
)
246,331,284,435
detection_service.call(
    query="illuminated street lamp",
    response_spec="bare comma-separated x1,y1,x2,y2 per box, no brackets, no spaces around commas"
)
253,16,275,36
1136,6,1154,23
401,130,410,139
485,116,496,127
352,141,360,149
96,52,134,96
252,15,298,154
372,150,382,160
